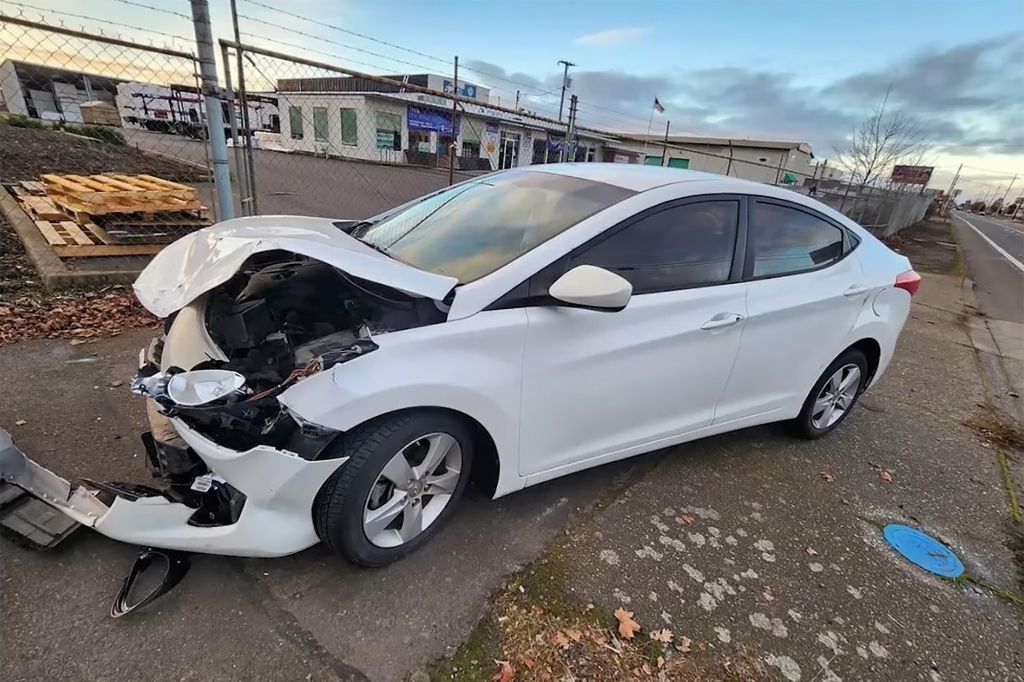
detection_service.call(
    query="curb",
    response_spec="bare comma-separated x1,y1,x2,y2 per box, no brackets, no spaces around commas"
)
0,188,142,291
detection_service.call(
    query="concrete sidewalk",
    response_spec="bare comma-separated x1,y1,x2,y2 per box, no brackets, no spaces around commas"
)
556,270,1024,682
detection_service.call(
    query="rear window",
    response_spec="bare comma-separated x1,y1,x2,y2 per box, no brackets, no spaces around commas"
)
354,170,635,283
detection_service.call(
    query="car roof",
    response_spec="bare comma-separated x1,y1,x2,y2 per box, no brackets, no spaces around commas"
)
524,162,745,192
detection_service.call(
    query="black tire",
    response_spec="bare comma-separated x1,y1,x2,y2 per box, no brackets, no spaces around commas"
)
790,349,868,440
312,410,474,567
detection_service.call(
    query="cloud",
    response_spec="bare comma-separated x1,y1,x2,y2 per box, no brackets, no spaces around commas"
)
467,35,1024,165
574,27,649,46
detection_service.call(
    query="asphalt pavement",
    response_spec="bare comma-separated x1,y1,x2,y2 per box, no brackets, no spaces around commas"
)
560,269,1024,682
0,332,633,682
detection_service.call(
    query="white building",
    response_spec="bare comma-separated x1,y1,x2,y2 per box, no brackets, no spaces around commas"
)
0,59,122,123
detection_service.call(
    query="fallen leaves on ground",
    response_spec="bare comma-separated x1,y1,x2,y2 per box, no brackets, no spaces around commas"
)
649,628,673,643
614,608,641,640
677,514,694,525
491,660,515,682
878,468,893,482
675,636,693,653
0,290,158,345
818,471,835,482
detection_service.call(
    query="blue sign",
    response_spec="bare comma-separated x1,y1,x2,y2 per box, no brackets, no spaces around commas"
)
443,80,477,99
407,106,459,135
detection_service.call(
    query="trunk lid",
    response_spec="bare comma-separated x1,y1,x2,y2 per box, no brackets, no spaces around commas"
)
133,216,458,317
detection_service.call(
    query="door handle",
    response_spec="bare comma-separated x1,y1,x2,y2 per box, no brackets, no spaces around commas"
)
844,285,869,297
700,313,744,330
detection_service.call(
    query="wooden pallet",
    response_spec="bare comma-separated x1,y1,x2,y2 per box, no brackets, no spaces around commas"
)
42,174,204,221
33,220,164,257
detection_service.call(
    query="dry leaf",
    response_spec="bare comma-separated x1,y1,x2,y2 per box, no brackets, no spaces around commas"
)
806,547,818,555
649,628,674,643
677,514,694,525
657,656,665,669
491,660,515,682
14,419,26,426
937,533,953,546
675,636,692,653
879,469,893,482
818,471,835,482
565,629,582,642
615,607,641,640
523,659,534,670
552,631,570,649
642,663,653,675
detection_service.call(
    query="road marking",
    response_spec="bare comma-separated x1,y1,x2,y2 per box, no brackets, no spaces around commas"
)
956,214,1024,274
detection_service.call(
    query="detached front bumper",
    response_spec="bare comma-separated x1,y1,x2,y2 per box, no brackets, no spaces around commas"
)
2,417,344,557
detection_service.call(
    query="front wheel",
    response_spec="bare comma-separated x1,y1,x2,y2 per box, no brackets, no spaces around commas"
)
790,349,868,440
312,411,473,567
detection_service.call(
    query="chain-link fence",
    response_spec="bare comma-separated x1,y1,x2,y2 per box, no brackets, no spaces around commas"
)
0,9,940,286
221,40,576,221
0,14,213,270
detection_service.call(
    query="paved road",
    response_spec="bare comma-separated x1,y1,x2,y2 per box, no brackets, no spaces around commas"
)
953,212,1024,325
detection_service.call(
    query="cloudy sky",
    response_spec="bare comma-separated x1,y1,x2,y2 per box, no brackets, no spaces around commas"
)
2,0,1022,196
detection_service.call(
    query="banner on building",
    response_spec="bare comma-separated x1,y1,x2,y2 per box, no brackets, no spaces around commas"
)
407,106,459,135
890,165,934,185
443,81,478,99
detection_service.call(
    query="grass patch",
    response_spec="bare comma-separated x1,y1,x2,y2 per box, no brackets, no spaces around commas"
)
0,113,46,129
62,123,126,145
951,572,1023,606
998,449,1023,525
964,413,1024,451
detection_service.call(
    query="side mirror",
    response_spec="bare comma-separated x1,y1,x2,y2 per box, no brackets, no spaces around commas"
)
549,265,632,312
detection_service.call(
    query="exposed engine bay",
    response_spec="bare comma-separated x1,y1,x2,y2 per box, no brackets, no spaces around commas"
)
133,252,447,458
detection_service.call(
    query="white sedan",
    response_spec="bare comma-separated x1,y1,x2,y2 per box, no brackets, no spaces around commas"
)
18,164,920,565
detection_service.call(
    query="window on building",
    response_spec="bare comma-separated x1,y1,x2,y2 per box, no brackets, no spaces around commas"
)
644,155,662,166
288,105,303,140
570,201,739,294
668,157,689,169
461,140,480,157
313,106,329,141
585,147,596,162
375,111,402,150
749,202,844,278
340,108,357,145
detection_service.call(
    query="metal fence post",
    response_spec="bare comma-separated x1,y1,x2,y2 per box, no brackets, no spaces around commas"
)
449,55,458,185
189,0,233,221
220,42,251,216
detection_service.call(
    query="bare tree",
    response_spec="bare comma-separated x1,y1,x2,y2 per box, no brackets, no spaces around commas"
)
834,88,927,192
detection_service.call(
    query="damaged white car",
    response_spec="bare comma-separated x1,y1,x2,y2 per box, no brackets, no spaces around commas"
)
3,164,919,573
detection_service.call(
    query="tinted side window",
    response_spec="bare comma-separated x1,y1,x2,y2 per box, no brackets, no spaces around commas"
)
569,201,739,294
750,202,844,278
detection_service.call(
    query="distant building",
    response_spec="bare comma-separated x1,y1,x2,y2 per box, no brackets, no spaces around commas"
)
0,59,123,123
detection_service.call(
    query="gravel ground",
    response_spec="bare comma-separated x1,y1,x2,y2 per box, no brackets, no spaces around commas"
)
0,124,207,183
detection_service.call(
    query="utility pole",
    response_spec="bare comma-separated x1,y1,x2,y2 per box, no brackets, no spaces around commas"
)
999,174,1017,208
515,90,520,110
557,59,575,122
942,163,962,216
661,120,670,166
563,95,578,162
449,56,458,185
190,0,232,220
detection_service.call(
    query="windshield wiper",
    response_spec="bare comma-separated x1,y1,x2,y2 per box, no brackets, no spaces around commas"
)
357,237,395,259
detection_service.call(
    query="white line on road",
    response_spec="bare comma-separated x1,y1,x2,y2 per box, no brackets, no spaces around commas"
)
956,214,1024,274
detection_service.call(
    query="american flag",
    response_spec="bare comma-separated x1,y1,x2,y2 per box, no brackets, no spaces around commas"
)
653,97,665,113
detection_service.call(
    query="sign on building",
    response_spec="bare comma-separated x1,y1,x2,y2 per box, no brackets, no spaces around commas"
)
443,81,478,99
407,106,459,135
890,165,934,185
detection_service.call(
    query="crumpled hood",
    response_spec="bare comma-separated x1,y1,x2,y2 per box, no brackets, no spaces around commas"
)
133,215,457,317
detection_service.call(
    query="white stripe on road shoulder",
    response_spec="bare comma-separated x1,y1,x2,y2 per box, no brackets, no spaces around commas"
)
956,214,1024,274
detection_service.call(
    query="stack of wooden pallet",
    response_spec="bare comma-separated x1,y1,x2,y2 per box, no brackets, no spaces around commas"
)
9,174,210,258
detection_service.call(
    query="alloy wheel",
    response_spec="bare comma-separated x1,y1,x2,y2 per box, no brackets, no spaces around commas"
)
811,363,861,430
362,432,463,548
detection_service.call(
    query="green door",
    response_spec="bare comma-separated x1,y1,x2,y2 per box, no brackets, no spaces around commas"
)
644,155,662,166
668,157,689,169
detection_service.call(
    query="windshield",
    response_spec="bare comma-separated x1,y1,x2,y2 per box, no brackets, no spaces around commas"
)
354,170,634,283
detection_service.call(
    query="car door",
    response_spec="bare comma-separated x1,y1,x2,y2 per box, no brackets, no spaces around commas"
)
516,197,749,478
713,197,869,424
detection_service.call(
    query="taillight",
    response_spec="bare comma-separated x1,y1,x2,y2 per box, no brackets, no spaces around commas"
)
894,269,921,297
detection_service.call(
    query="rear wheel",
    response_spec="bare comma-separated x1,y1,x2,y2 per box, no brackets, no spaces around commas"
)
790,349,868,440
312,411,473,566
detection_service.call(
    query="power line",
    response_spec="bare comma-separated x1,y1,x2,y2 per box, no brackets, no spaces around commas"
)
0,1,194,45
